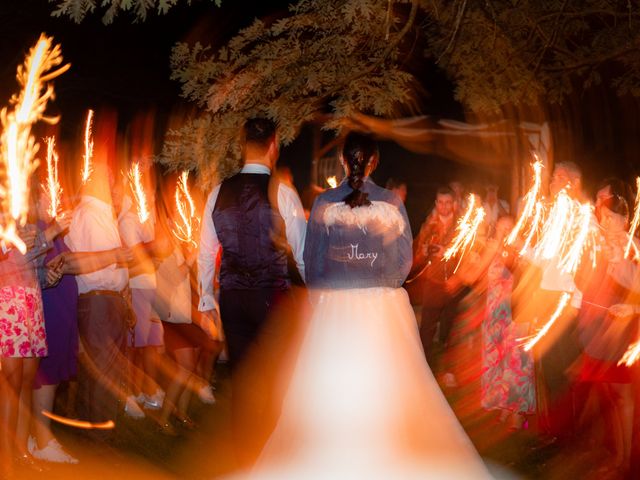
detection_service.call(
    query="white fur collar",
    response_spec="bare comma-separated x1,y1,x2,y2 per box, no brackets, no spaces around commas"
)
322,201,405,234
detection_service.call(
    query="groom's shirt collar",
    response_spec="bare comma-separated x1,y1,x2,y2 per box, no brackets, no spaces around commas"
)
241,163,271,175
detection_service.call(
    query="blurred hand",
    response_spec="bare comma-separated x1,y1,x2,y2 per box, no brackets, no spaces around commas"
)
45,265,63,287
200,309,220,341
609,303,636,320
46,252,66,272
54,211,72,234
17,225,37,250
115,247,134,265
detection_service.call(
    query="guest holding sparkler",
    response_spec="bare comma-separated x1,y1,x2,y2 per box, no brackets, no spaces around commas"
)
63,111,130,440
574,193,640,476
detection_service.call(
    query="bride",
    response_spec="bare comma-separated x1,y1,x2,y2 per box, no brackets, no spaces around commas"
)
246,132,491,479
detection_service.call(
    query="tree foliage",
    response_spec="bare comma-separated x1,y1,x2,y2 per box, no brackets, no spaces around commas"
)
422,0,640,112
161,0,420,188
50,0,219,24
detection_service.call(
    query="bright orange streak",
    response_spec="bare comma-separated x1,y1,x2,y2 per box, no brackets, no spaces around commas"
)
625,177,640,260
507,159,543,246
619,340,640,367
128,161,149,223
44,136,62,218
0,34,69,253
326,176,337,189
443,194,486,270
41,410,115,430
81,109,94,185
559,202,594,275
522,292,571,351
172,170,199,246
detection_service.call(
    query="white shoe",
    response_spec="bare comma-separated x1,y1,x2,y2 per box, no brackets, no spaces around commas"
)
31,438,79,464
124,395,145,418
198,384,216,405
143,390,164,410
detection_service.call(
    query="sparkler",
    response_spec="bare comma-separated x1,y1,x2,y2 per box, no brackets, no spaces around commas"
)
522,292,571,351
127,161,149,224
442,194,486,271
506,158,543,247
44,136,62,218
624,177,640,260
172,170,199,246
81,109,94,185
618,341,640,367
0,34,69,253
326,176,337,189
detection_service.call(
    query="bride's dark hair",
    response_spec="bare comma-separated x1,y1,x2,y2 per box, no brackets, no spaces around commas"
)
342,132,378,208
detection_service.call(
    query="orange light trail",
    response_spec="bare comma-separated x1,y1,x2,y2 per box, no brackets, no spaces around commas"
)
44,136,62,218
443,193,486,270
41,410,115,430
128,161,150,224
619,340,640,367
172,170,199,246
506,159,543,247
522,292,571,352
81,109,94,185
0,34,69,253
625,177,640,260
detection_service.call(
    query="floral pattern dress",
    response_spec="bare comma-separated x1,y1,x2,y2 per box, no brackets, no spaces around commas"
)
0,285,47,358
481,258,535,414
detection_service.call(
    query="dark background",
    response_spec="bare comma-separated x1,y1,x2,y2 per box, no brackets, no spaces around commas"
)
0,1,637,232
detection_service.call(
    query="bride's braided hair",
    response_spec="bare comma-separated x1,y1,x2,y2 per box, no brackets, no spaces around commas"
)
342,132,378,208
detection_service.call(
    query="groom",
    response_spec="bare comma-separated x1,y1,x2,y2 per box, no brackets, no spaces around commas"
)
198,117,306,464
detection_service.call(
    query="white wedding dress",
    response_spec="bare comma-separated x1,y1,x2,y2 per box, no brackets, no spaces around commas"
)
234,183,492,479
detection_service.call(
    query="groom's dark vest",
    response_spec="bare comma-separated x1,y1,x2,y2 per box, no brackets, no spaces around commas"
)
213,173,290,291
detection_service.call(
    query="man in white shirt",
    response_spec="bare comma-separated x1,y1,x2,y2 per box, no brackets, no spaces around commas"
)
64,116,129,436
198,117,306,464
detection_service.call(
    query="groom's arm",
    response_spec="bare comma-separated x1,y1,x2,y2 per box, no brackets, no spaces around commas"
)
198,186,221,313
278,183,307,282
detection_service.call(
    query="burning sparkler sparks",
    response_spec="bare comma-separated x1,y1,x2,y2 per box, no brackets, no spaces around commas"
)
506,158,543,247
81,109,94,185
42,410,114,430
326,176,338,189
619,341,640,367
172,170,199,246
127,161,149,224
522,292,571,351
44,136,62,219
442,194,486,270
624,177,640,260
0,34,69,252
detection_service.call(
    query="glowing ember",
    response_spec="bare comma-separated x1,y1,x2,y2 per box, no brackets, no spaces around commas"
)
558,202,596,275
172,170,199,246
81,109,94,185
506,159,543,247
619,340,640,367
522,292,571,352
44,136,62,218
624,177,640,260
326,176,338,189
443,193,486,269
0,34,69,253
42,410,114,430
127,161,149,223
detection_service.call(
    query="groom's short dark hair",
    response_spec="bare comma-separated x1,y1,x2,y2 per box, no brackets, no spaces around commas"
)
244,117,277,147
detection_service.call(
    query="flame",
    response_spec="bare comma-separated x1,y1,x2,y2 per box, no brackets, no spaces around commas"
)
522,292,571,351
81,109,94,185
127,162,149,223
506,159,543,246
442,193,486,270
326,176,337,189
44,136,62,218
172,170,199,246
625,177,640,260
618,340,640,367
0,34,69,253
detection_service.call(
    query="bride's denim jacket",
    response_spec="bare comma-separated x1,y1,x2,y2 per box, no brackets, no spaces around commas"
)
304,178,412,289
